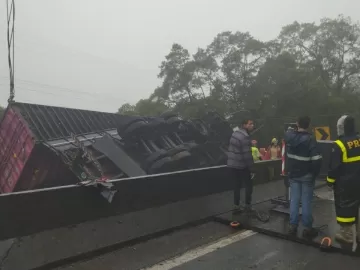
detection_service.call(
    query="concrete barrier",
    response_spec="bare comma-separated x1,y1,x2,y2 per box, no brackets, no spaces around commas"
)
0,161,282,269
0,179,290,270
0,161,281,241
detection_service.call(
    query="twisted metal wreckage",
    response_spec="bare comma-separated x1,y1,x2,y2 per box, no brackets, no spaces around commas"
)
0,102,232,194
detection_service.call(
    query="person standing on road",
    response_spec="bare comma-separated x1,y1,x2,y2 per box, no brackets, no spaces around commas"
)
285,116,322,238
327,115,360,244
227,119,255,211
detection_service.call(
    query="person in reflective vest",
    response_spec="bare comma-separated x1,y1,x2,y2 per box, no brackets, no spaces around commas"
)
327,115,360,244
251,140,262,162
285,116,322,238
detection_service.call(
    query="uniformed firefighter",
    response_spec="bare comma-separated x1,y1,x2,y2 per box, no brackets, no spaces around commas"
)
327,115,360,244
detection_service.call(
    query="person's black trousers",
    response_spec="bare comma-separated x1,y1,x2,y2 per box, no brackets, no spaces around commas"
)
229,167,253,206
334,184,360,225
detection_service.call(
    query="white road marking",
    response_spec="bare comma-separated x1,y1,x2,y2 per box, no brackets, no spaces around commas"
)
142,230,256,270
251,250,279,267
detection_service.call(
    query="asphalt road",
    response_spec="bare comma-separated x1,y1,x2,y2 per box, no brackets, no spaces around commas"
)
172,232,360,270
57,221,360,270
54,183,355,270
57,221,234,270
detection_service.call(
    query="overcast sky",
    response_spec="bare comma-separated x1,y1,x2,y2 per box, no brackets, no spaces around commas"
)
0,0,359,113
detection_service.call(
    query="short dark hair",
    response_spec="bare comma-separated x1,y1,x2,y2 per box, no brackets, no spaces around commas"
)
241,119,253,126
297,116,311,129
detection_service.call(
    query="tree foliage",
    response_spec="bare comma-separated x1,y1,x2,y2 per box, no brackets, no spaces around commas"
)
118,100,169,117
0,106,4,120
119,15,360,121
279,15,360,96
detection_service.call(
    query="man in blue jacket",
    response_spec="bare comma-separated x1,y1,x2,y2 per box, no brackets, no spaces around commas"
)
285,116,322,238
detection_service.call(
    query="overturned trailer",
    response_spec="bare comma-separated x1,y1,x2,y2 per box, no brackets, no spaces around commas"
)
0,103,232,193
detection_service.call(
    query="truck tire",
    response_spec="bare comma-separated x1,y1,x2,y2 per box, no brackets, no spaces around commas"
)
122,121,148,139
166,146,188,157
182,142,198,150
170,150,195,170
120,117,146,129
192,119,209,136
144,120,169,139
145,150,168,164
160,111,178,121
183,144,212,166
171,150,191,161
166,116,183,126
148,156,173,174
117,118,146,136
143,150,169,171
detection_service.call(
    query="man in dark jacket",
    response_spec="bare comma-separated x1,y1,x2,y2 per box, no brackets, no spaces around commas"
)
227,119,255,211
285,116,322,238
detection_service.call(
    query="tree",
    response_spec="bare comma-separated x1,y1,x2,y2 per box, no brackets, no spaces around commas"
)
255,52,326,117
134,99,169,116
206,31,269,111
0,106,5,119
136,14,360,134
192,48,220,98
118,103,136,115
154,44,197,102
279,15,360,96
118,100,169,117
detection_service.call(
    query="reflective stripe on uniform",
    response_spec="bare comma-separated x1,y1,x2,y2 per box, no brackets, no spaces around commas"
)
326,177,335,183
310,155,322,160
336,216,356,223
335,140,360,163
287,153,322,161
287,153,310,161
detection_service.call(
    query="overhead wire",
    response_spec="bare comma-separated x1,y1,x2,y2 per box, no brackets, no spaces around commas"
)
6,0,15,103
0,76,121,98
1,2,138,109
0,77,130,102
0,80,131,107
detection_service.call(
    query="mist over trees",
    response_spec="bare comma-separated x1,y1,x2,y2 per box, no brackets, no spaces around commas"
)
118,15,360,120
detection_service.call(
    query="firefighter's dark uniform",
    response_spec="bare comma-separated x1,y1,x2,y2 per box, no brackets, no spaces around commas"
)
327,133,360,243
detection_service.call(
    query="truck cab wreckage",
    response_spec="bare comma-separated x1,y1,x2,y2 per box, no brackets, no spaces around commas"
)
0,102,359,269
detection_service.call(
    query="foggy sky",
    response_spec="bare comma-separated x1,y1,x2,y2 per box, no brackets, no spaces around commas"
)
0,0,359,113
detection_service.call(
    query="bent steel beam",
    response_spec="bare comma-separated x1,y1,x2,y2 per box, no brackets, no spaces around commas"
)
0,160,281,240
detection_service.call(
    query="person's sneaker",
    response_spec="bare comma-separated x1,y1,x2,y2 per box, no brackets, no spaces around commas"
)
288,224,298,235
302,228,318,239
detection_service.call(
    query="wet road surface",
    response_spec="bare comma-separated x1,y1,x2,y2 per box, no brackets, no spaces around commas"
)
59,222,360,270
57,185,360,270
171,231,360,270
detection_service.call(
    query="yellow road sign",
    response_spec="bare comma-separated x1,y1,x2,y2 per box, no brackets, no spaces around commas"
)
314,126,330,140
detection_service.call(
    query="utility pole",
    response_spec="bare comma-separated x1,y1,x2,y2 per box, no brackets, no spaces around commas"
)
6,0,15,103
